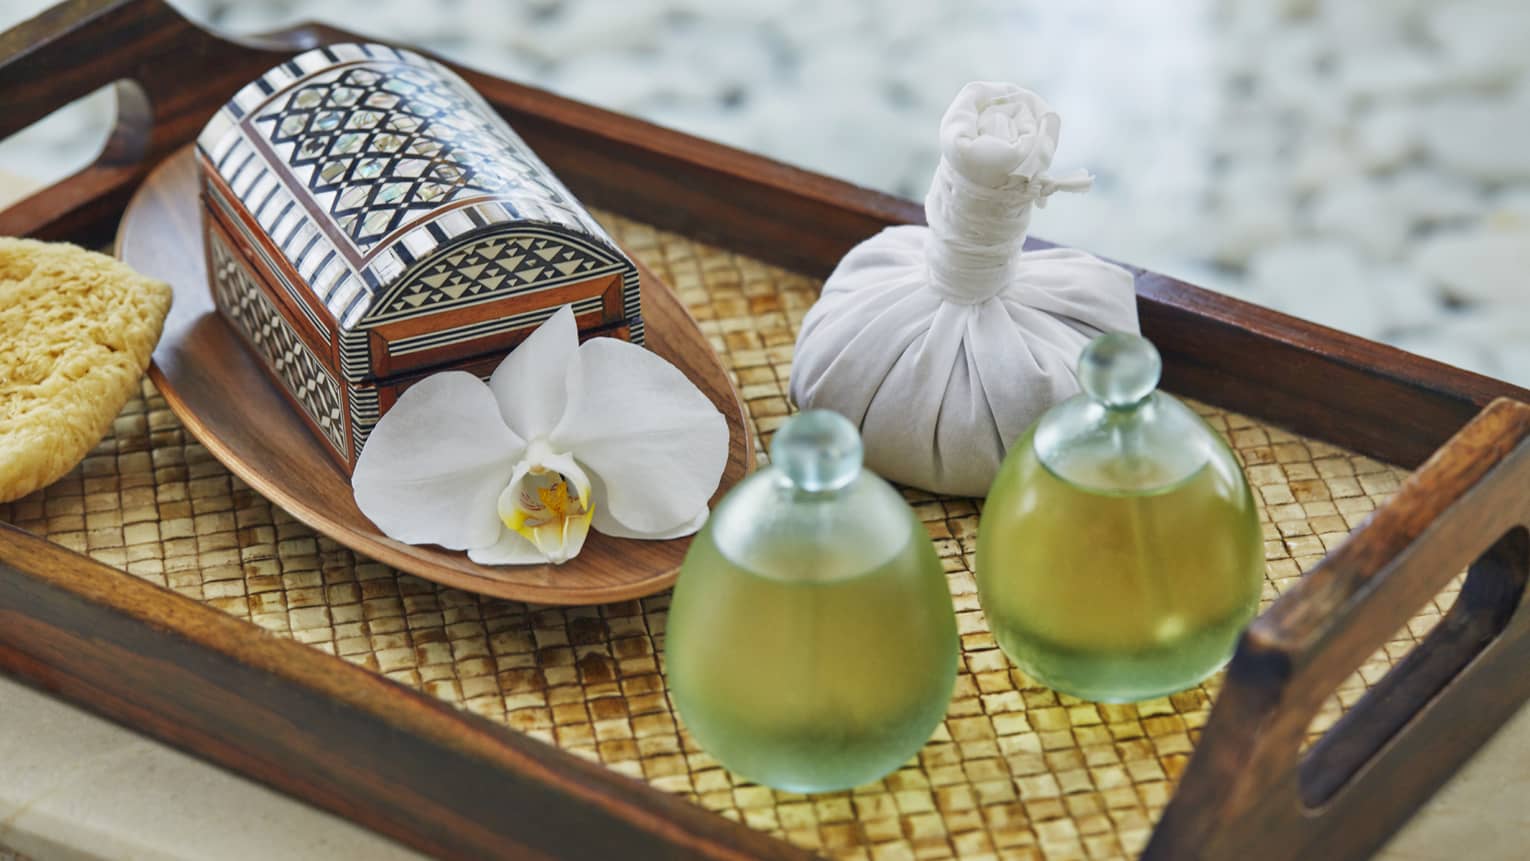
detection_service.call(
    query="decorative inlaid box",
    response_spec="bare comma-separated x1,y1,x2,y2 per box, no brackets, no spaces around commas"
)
195,43,643,472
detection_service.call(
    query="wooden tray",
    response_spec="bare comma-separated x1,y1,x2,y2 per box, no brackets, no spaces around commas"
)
5,2,1530,859
116,146,753,605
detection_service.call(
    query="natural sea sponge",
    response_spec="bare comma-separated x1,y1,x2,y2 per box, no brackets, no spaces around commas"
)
0,238,171,502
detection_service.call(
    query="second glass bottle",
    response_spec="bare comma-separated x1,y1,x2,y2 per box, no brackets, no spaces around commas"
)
667,410,959,792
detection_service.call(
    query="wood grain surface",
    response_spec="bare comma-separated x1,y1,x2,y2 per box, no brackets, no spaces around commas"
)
117,147,753,605
0,524,813,861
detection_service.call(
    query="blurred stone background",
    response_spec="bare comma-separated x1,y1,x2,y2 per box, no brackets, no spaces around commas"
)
3,0,1527,383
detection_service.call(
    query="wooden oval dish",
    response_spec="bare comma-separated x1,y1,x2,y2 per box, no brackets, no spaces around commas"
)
118,146,754,605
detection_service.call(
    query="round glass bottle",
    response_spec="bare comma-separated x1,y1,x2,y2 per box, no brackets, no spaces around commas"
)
975,334,1264,702
667,411,959,792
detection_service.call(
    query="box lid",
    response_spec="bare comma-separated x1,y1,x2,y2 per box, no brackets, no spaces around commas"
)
196,43,640,383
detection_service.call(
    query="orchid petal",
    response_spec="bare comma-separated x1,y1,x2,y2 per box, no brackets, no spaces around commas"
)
489,305,579,440
466,528,548,565
496,447,595,564
521,506,594,564
353,372,523,550
592,494,708,540
551,338,728,535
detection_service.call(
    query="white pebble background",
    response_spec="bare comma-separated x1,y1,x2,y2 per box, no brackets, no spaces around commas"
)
3,0,1527,385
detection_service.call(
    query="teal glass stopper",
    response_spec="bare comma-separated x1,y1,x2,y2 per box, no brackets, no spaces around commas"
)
1078,332,1162,409
770,409,863,492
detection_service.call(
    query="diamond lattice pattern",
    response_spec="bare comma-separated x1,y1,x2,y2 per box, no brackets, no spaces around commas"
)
257,65,565,247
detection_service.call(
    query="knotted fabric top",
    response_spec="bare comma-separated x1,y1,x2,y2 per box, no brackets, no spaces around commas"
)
924,83,1093,304
789,81,1139,496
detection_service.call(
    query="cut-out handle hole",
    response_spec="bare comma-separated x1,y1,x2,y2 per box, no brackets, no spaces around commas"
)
0,79,151,214
1299,526,1530,808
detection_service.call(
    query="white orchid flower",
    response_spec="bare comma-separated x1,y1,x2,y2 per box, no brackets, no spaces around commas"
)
352,305,729,565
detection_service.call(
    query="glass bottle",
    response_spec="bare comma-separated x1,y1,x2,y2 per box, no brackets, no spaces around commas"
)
667,410,959,793
975,333,1264,702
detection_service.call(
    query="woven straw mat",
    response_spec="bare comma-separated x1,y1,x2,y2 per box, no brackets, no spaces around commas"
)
0,213,1452,861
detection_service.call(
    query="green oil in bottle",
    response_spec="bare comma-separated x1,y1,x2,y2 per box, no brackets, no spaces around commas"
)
666,411,959,792
976,333,1265,702
667,529,957,792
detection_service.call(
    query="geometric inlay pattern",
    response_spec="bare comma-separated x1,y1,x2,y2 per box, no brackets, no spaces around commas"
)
208,231,348,455
255,63,566,248
378,232,613,317
3,213,1456,861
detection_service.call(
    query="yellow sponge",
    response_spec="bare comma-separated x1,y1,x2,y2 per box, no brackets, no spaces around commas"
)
1,238,172,503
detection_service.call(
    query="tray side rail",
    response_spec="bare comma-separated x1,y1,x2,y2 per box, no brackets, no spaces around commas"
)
0,524,816,861
1148,397,1530,861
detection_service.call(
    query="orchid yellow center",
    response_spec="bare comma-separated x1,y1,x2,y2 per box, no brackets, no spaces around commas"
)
514,474,579,525
501,460,595,564
535,479,573,517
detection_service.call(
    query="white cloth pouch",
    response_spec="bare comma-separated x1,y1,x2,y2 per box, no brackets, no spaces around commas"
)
789,82,1140,497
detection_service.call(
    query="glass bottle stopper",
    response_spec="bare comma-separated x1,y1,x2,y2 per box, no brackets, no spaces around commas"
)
770,410,863,492
1078,332,1162,409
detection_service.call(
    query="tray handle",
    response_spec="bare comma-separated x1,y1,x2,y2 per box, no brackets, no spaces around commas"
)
0,0,313,240
1149,396,1530,860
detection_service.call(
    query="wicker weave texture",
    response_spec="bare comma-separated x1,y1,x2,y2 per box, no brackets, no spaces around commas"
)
0,215,1453,861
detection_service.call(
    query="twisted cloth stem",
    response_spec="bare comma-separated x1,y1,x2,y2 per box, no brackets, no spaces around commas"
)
923,159,1093,305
